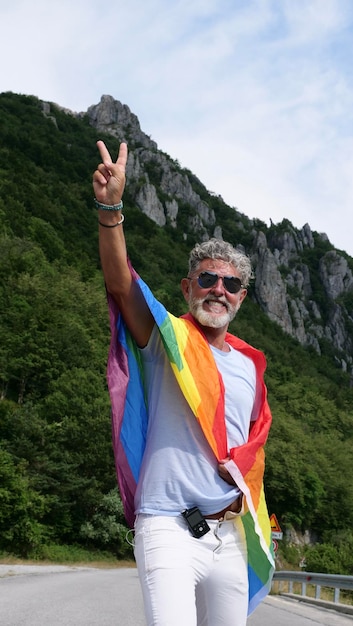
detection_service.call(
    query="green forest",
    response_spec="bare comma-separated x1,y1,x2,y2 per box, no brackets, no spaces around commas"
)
1,92,353,573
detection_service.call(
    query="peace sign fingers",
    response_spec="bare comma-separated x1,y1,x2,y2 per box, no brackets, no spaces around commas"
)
93,141,128,205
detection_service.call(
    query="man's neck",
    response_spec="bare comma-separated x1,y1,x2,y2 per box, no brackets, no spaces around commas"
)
203,328,230,352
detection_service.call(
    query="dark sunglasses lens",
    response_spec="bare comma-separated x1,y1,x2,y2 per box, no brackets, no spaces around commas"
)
197,272,242,293
224,277,242,293
197,272,218,289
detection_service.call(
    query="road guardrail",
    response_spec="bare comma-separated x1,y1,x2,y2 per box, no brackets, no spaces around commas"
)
272,570,353,615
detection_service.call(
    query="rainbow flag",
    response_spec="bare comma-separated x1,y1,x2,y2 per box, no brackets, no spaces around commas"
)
106,270,275,615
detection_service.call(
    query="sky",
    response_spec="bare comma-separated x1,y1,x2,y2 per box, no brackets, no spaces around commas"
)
1,0,353,256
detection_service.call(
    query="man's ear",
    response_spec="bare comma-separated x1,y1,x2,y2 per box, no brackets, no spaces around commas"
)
180,278,190,302
238,288,247,307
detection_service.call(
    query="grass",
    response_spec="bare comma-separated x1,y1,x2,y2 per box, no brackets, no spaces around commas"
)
0,544,136,569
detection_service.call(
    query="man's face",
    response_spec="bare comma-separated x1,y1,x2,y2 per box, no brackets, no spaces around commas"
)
181,259,247,329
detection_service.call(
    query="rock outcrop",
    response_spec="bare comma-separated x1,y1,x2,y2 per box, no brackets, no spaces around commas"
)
81,95,353,371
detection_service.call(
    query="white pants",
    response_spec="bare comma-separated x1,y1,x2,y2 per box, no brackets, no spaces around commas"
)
134,513,248,626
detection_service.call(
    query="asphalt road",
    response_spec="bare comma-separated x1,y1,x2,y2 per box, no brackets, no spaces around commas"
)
1,565,353,625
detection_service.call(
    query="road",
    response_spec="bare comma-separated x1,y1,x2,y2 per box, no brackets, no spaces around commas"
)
1,565,352,625
248,595,353,626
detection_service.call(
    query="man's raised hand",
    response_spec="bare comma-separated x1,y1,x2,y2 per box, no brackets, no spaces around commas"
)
93,141,128,206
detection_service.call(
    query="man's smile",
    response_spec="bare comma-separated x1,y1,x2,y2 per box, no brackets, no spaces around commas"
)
203,298,228,313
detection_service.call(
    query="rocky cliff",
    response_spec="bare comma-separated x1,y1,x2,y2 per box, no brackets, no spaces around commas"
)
79,95,353,372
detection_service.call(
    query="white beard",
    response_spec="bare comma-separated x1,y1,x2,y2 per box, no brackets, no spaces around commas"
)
188,295,239,329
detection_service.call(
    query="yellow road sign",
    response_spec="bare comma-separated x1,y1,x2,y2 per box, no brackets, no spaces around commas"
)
270,513,282,533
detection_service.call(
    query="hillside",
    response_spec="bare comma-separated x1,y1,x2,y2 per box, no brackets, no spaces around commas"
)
0,91,352,572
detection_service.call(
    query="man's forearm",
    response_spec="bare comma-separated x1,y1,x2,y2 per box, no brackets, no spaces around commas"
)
98,209,132,298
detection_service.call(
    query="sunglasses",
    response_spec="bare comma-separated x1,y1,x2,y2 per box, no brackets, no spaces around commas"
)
190,271,244,294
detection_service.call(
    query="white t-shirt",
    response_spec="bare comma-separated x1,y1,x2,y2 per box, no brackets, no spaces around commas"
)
134,325,256,516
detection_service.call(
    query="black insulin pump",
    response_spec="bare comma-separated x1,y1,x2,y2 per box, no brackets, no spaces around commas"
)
182,506,210,538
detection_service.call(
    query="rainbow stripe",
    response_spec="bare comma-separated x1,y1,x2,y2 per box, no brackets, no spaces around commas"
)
107,273,275,614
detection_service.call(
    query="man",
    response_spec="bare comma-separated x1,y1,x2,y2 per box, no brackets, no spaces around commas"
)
93,141,274,626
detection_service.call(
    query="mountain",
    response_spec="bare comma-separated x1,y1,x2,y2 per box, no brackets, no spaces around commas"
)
85,95,353,373
0,91,352,573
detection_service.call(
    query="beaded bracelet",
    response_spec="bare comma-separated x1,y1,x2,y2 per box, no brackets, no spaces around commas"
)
94,198,123,211
98,214,125,228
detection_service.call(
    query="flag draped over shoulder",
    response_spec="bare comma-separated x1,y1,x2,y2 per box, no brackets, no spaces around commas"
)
106,269,275,615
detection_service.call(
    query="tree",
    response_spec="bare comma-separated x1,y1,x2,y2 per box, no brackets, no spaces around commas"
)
80,488,133,558
0,447,47,556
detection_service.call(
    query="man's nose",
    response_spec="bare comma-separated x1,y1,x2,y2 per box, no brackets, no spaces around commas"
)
211,276,225,294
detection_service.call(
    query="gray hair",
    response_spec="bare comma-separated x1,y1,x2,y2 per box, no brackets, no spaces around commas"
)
188,238,253,287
